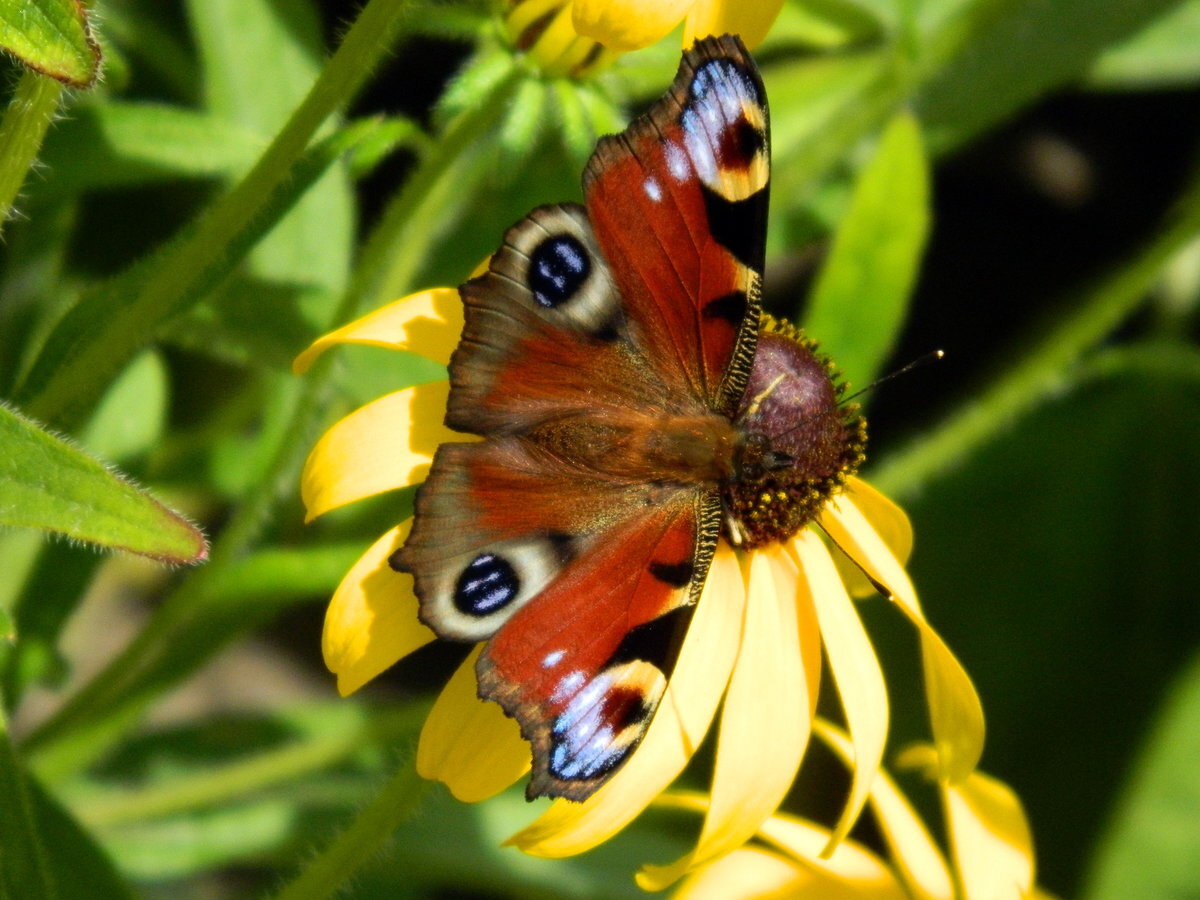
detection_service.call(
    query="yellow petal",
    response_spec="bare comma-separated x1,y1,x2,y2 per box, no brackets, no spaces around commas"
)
683,0,784,49
417,645,531,802
571,0,693,51
829,478,913,598
323,522,434,695
638,547,814,890
789,530,888,857
815,721,954,900
293,287,463,374
899,745,1036,900
301,382,468,522
674,847,806,899
508,545,745,856
820,498,985,782
662,793,907,899
756,814,908,899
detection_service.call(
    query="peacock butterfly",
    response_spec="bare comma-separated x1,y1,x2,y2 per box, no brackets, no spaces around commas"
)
391,35,864,801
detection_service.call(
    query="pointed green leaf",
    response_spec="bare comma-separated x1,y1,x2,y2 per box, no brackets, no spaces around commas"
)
0,403,205,564
0,0,101,86
1089,0,1200,90
0,711,56,897
1083,651,1200,900
804,111,931,391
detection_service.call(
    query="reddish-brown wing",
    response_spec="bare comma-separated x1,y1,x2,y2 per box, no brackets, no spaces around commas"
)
584,33,769,417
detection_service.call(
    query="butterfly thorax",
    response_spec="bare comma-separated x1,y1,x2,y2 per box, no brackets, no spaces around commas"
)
525,412,739,484
724,319,868,549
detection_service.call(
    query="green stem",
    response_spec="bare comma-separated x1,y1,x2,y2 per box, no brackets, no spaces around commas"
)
19,0,412,428
0,70,62,238
273,760,428,900
871,161,1200,500
75,707,423,829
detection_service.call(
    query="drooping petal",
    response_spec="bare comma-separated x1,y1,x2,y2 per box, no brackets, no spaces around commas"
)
417,645,531,802
662,792,907,899
829,478,912,598
323,522,434,695
899,745,1036,900
508,545,745,857
815,721,955,900
572,0,693,51
301,382,469,521
820,497,985,782
674,847,807,899
683,0,784,50
789,529,888,857
846,477,913,563
293,287,463,374
756,813,908,899
638,547,814,890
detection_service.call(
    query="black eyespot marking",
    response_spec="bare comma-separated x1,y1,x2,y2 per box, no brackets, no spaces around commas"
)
649,559,694,588
703,184,768,271
529,234,590,308
454,553,519,616
703,291,748,326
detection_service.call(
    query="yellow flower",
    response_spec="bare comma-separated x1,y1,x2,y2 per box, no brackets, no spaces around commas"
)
502,0,784,76
674,723,1052,900
295,286,986,879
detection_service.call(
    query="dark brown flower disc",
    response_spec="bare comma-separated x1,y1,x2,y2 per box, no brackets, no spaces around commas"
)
725,318,867,548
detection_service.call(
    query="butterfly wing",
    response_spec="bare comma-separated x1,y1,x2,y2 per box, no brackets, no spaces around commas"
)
584,33,769,417
395,35,771,801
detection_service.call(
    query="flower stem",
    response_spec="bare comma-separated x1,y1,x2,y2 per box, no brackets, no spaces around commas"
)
20,0,412,428
74,707,423,828
0,70,62,238
872,159,1200,500
273,760,428,900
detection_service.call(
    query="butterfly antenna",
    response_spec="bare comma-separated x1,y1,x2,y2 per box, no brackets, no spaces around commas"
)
770,350,945,445
837,349,945,408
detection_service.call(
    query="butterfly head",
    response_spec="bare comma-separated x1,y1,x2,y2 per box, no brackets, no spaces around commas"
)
725,318,867,549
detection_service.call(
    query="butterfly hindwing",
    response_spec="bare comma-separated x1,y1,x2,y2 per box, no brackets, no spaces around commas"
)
396,35,770,801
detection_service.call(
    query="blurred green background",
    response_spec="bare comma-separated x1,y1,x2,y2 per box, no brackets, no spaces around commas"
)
2,0,1200,896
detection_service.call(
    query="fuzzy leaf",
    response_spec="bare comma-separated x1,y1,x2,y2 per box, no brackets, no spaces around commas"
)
0,403,205,564
0,0,100,86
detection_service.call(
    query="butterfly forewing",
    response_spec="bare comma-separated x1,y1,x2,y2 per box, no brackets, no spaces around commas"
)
583,34,768,417
395,35,771,801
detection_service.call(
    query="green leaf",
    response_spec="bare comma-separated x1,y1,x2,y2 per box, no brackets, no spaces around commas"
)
918,0,1186,151
24,778,135,900
0,0,101,86
1088,0,1200,90
769,0,885,49
0,402,205,563
188,0,354,305
892,363,1200,892
1082,651,1200,899
15,117,388,431
80,351,168,463
38,102,265,194
0,711,56,897
804,111,931,390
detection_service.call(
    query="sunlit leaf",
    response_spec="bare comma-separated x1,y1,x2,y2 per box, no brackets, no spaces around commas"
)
804,111,931,390
0,0,100,86
0,402,205,563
